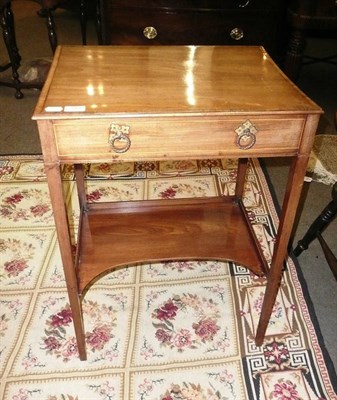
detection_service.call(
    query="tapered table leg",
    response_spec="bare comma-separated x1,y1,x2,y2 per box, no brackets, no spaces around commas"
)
256,155,310,346
44,161,87,360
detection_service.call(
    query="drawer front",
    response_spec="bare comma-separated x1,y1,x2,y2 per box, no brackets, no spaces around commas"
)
101,8,284,58
53,117,304,162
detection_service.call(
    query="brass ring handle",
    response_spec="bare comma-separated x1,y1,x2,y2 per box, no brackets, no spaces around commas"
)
109,133,131,153
109,123,131,153
236,128,256,150
230,27,244,40
235,120,258,150
143,26,158,39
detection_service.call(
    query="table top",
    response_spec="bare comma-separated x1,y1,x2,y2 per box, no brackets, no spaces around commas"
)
33,45,321,120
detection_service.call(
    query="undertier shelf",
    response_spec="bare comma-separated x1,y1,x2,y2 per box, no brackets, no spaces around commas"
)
76,196,268,293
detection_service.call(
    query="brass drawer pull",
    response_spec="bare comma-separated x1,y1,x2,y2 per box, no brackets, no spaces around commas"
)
230,27,244,40
143,26,158,39
109,123,131,153
235,120,258,150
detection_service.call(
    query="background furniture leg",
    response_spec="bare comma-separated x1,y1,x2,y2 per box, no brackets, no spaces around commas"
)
0,3,23,98
317,232,337,280
39,0,92,52
79,0,86,44
284,27,306,81
95,0,102,44
45,8,57,53
293,182,337,256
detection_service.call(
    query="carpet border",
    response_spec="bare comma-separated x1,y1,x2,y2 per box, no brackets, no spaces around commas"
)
0,153,43,158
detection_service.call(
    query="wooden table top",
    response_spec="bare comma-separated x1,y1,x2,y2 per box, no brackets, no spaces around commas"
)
33,45,321,120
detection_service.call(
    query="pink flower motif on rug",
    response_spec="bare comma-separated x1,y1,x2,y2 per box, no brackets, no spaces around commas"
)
253,291,283,323
4,259,28,277
0,188,51,223
86,325,112,351
85,182,141,203
30,204,50,217
159,187,178,199
152,294,221,352
159,382,210,400
273,379,300,400
137,369,237,400
0,165,14,177
86,189,102,202
50,308,73,328
155,299,178,320
41,301,117,362
1,236,45,287
11,390,79,400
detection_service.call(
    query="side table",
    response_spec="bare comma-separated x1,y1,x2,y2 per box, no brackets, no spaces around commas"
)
33,45,322,360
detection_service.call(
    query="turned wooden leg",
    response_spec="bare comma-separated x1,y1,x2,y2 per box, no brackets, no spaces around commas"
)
79,0,87,45
95,0,103,44
3,3,20,65
0,4,23,98
284,27,307,81
45,8,57,53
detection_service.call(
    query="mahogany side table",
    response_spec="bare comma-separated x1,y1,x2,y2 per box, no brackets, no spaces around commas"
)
32,45,322,360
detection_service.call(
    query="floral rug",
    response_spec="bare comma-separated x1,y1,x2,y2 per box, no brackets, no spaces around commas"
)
0,156,336,400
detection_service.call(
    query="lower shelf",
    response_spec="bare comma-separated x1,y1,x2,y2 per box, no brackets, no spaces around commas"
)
76,196,268,294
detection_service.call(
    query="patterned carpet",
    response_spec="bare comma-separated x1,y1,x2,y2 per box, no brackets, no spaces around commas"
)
0,156,336,400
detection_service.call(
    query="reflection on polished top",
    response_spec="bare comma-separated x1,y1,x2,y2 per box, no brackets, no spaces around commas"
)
33,45,321,119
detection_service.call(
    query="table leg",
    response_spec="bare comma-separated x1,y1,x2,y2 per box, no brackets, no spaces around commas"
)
44,162,87,360
255,155,309,346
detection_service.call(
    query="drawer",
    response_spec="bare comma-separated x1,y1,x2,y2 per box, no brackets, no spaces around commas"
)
101,8,283,50
53,116,305,162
